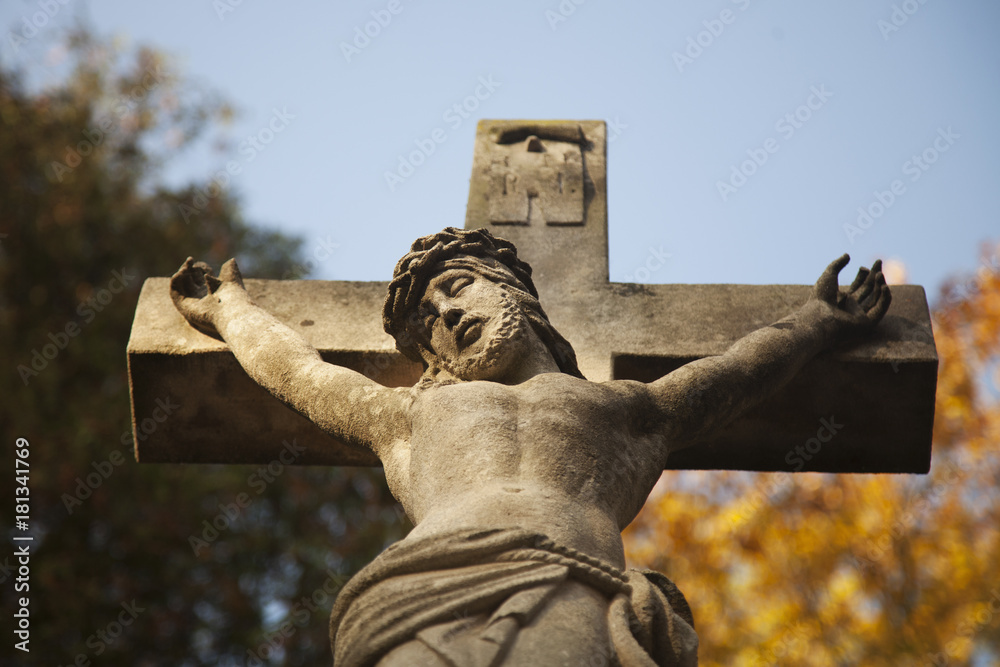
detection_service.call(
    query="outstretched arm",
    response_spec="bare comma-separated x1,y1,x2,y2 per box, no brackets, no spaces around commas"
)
646,255,891,450
170,258,410,460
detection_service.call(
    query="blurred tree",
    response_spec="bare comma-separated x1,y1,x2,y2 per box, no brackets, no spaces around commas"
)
625,244,1000,666
1,30,407,666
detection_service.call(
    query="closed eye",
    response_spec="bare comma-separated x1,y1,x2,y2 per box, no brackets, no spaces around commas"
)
450,277,473,296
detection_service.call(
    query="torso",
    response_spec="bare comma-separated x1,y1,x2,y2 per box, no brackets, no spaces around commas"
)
383,373,668,569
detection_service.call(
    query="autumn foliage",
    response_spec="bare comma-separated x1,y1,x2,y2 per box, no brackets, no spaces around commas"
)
625,245,1000,666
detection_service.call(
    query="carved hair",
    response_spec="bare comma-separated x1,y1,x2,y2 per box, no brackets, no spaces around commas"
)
383,227,583,379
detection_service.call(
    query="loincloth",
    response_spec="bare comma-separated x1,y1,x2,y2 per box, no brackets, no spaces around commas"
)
329,527,697,666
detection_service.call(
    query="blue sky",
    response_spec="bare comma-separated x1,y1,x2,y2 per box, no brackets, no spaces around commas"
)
4,0,998,299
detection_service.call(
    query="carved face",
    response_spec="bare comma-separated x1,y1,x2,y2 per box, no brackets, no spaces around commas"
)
416,266,532,382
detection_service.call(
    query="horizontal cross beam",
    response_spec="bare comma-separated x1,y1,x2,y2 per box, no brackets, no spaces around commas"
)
128,119,937,474
127,278,936,472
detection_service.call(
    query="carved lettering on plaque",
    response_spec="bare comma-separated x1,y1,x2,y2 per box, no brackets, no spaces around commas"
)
488,134,585,226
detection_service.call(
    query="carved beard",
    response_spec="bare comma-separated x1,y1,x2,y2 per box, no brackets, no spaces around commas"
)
439,289,527,381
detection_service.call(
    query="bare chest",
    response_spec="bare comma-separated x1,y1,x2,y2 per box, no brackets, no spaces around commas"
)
404,374,663,521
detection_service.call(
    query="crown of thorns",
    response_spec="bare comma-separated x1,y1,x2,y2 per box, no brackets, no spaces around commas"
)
383,227,537,362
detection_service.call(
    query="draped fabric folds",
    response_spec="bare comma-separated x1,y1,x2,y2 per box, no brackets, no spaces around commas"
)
330,527,697,666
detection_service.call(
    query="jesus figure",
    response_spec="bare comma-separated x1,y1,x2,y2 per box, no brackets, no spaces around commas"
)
171,226,890,666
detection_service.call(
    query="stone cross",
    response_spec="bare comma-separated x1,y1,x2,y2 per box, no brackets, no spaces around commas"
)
127,120,937,473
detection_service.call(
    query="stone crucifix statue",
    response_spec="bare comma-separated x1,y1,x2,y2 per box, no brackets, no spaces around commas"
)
170,225,890,666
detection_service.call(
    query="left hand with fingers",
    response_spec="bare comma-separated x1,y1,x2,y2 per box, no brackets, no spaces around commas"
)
804,253,892,347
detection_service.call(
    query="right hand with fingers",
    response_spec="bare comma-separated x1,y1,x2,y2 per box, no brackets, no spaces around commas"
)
169,257,246,338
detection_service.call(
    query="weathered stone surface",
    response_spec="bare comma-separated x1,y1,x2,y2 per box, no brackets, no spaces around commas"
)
130,120,936,473
130,278,935,472
466,120,609,288
164,224,709,664
132,119,939,665
128,278,397,467
485,129,585,225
